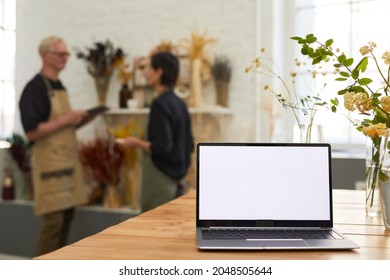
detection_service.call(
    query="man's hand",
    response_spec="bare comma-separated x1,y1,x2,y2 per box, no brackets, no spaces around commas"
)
61,110,88,126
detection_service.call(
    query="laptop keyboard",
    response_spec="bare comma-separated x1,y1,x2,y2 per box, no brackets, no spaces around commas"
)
202,229,343,240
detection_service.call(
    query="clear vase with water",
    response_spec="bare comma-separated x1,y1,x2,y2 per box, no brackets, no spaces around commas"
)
379,171,390,229
293,124,324,143
365,135,389,217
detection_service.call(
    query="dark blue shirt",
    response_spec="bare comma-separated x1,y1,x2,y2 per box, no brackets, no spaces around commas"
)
19,74,66,133
148,90,194,180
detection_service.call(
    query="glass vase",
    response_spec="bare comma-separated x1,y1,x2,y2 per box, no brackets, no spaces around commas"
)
365,135,390,217
94,76,111,106
379,176,390,229
293,124,324,143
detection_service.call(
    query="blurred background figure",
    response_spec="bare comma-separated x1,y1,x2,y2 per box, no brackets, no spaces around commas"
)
19,35,94,256
118,52,194,212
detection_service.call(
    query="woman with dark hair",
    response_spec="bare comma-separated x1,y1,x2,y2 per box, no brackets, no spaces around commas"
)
118,52,194,212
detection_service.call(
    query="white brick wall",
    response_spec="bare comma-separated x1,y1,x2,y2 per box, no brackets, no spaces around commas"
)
15,0,261,141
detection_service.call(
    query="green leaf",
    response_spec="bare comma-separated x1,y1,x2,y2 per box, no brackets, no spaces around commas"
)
350,86,366,93
305,34,317,43
318,48,326,54
373,111,387,123
339,71,350,78
343,58,354,67
326,51,334,57
298,39,306,44
337,54,346,63
312,56,322,65
336,77,348,81
330,98,339,106
380,170,389,182
352,69,359,80
338,89,348,95
301,45,310,55
291,36,303,41
358,78,373,85
331,106,337,112
356,57,369,72
325,39,334,47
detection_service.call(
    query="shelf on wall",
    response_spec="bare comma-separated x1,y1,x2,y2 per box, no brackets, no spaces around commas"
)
104,106,233,116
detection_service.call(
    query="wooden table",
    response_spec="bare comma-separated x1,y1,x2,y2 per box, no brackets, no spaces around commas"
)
35,190,390,260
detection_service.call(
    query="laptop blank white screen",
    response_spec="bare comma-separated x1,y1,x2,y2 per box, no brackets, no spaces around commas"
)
198,145,331,221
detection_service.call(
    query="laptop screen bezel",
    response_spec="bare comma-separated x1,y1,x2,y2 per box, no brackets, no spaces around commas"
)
196,142,334,228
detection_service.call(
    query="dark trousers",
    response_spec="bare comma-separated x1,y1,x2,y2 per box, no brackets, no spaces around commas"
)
36,208,74,256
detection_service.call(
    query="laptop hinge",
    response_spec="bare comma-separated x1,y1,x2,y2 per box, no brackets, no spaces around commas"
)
207,226,324,230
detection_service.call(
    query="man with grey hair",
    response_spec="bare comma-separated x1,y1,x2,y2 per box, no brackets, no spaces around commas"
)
19,35,93,256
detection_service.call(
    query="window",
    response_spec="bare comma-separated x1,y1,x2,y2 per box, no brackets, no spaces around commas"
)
294,0,390,149
0,0,16,138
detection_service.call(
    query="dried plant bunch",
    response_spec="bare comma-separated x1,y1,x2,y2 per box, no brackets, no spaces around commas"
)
180,30,217,81
75,40,124,78
6,133,31,173
150,40,178,55
115,56,133,85
246,47,329,128
212,55,232,83
79,131,126,186
109,120,144,168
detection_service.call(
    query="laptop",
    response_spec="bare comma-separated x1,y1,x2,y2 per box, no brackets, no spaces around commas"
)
196,143,359,250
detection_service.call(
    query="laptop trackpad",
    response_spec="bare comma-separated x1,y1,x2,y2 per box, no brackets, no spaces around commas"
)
247,240,309,247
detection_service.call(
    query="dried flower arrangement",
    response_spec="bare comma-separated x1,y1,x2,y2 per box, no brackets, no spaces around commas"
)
212,55,232,83
79,130,126,207
109,121,144,208
75,40,124,105
4,133,33,200
109,120,144,169
79,131,125,186
182,30,217,63
75,40,124,78
150,40,178,55
212,55,232,107
6,133,31,173
180,30,217,107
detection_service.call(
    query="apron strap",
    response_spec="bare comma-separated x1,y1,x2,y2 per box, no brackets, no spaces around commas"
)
39,72,54,97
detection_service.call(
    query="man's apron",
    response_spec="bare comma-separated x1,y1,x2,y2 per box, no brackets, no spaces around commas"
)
32,75,87,215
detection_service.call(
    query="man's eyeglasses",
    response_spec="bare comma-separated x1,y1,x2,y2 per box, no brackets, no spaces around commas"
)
48,51,70,58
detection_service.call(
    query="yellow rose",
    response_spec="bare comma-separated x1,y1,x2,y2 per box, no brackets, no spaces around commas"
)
375,123,388,137
362,123,388,138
